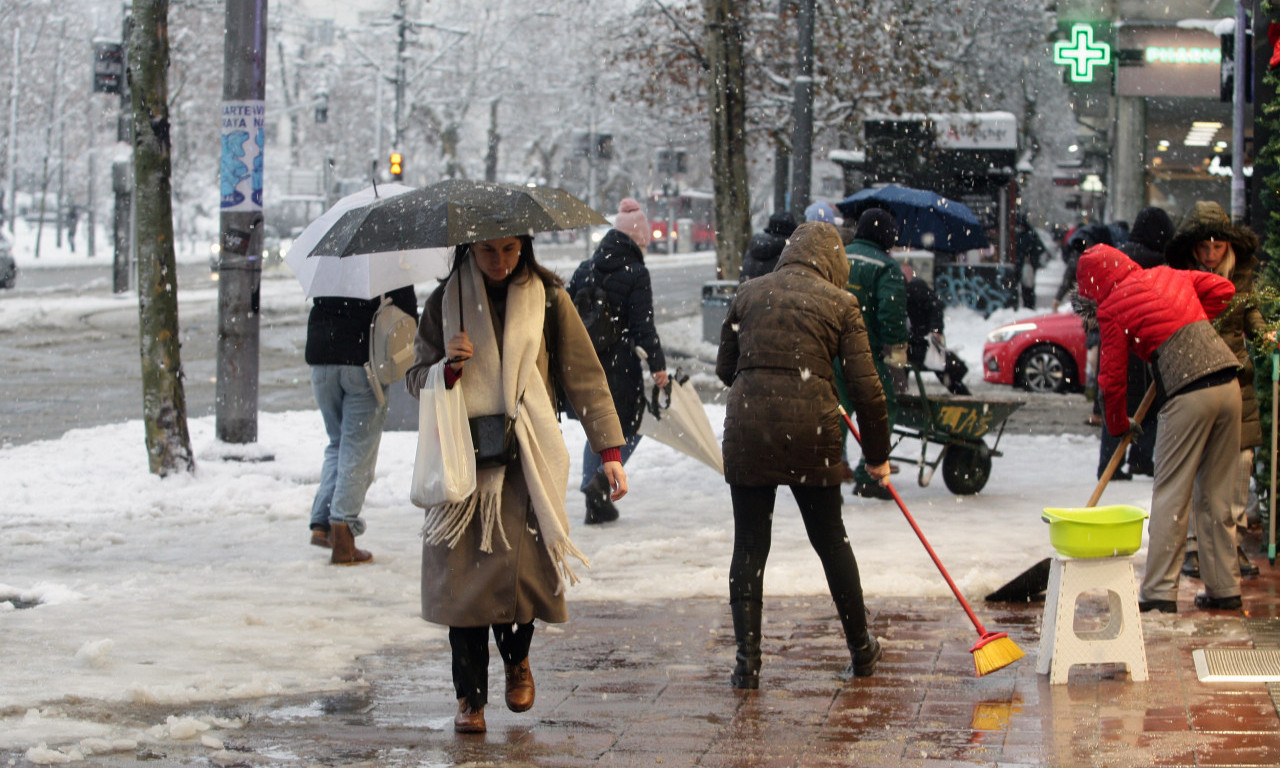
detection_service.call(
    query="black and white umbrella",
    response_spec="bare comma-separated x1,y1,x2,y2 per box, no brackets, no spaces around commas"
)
284,183,451,300
307,179,609,256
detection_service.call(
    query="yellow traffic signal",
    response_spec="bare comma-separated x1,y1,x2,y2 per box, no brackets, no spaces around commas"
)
389,152,403,179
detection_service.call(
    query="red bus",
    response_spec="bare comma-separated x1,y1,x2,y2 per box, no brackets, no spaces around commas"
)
645,191,715,252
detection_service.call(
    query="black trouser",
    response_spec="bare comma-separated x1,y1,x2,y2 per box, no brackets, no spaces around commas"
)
728,484,869,643
449,622,534,709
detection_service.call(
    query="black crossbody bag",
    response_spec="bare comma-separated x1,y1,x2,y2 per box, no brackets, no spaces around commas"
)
469,409,519,469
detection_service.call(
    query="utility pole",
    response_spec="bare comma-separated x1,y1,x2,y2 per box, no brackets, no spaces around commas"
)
5,29,19,234
216,0,269,444
1231,0,1247,223
789,0,815,218
113,7,134,294
394,0,407,152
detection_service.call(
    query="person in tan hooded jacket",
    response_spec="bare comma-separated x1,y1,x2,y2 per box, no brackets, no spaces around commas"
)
716,221,892,689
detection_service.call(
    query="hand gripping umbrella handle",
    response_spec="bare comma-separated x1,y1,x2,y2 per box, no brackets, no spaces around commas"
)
838,404,988,636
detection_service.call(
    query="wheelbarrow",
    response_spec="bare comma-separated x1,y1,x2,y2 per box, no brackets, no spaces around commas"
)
888,367,1023,494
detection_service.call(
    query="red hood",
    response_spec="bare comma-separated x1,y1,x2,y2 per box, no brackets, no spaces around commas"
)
1076,244,1138,304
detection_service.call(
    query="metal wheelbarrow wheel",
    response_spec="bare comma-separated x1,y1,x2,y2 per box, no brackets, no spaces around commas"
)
942,442,992,495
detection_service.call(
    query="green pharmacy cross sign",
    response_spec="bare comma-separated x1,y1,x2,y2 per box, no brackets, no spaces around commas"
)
1054,24,1111,83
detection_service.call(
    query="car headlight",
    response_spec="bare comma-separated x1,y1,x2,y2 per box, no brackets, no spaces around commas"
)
986,322,1038,344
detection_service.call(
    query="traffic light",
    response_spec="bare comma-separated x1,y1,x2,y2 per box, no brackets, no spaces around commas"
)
389,152,403,180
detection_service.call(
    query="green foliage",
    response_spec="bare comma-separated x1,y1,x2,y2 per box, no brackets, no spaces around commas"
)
1253,1,1280,541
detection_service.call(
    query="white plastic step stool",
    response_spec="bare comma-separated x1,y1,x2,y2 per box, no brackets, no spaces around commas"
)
1036,554,1148,684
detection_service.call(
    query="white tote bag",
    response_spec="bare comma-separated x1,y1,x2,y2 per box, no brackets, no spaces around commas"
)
410,363,476,508
923,332,949,372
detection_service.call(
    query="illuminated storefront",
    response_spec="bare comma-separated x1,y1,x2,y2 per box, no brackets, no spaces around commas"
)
1054,2,1240,225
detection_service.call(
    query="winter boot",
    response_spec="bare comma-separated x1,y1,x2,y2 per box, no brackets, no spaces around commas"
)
1237,545,1259,577
454,698,486,733
330,522,373,566
839,634,883,680
1181,550,1200,579
729,600,763,689
504,657,535,712
310,526,332,549
583,470,619,525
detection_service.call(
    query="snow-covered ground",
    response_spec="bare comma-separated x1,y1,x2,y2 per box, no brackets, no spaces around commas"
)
1,219,1134,761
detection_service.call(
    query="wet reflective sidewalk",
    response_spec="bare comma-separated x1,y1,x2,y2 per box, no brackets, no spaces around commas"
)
33,543,1280,768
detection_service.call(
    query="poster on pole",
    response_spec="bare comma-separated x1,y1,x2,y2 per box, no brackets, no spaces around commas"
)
220,100,265,212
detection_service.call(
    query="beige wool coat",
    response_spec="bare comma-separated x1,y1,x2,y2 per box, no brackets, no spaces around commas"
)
716,222,891,487
406,275,623,628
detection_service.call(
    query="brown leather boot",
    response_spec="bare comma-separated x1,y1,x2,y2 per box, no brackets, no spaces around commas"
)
453,698,486,733
330,523,372,565
310,527,331,549
504,657,535,712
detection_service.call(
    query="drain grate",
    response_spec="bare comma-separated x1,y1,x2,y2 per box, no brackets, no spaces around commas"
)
1193,648,1280,682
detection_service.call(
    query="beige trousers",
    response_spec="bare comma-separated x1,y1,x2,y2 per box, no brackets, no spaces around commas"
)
1141,381,1242,602
1186,447,1253,552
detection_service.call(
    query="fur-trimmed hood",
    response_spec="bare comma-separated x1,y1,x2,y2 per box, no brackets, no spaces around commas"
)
1165,201,1258,274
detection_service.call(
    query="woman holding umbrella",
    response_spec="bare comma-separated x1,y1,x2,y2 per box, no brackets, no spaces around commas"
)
405,234,627,734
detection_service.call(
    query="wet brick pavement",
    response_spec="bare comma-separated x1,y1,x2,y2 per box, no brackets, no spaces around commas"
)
19,531,1279,768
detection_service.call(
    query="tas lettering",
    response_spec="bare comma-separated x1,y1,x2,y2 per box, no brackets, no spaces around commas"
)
364,294,417,405
573,268,621,356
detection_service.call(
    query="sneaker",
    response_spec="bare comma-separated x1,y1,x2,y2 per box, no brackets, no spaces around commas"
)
1194,592,1242,611
1180,550,1200,579
853,481,893,501
1138,599,1177,614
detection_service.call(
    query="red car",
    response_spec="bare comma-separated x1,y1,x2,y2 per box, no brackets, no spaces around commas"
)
982,312,1087,393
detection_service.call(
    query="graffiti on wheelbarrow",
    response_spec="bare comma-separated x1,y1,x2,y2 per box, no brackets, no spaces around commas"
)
934,264,1018,317
934,402,1002,439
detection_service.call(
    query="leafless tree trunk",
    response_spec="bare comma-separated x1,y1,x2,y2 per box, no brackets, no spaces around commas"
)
702,0,751,280
130,0,195,476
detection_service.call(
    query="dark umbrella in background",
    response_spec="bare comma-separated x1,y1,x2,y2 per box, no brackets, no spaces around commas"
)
308,179,609,255
836,184,989,253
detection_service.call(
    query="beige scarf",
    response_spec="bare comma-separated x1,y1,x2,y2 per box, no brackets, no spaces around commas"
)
422,257,589,589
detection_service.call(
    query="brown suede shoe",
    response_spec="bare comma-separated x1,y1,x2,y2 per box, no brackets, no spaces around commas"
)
504,657,535,712
453,698,486,733
329,523,373,565
310,528,331,549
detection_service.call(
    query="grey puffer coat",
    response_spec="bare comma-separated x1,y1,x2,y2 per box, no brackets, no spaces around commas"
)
716,222,891,487
1166,201,1265,450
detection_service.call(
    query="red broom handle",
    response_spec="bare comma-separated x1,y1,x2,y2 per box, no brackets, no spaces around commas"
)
839,406,988,636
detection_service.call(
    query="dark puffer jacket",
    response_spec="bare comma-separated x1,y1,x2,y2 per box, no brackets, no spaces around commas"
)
568,228,666,436
716,222,890,487
1165,201,1265,449
739,211,798,282
1076,245,1237,437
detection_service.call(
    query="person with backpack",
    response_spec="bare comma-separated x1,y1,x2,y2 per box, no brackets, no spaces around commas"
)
568,198,669,524
305,284,419,565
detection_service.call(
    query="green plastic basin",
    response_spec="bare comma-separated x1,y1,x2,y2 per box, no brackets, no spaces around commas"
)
1040,505,1149,558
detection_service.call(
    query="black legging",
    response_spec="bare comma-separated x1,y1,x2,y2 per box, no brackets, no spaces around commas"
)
449,622,534,709
729,484,868,642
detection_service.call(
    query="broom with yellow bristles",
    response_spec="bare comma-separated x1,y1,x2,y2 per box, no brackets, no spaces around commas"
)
839,405,1025,676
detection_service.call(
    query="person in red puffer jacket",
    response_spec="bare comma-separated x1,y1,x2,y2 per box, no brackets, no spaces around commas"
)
1076,244,1244,613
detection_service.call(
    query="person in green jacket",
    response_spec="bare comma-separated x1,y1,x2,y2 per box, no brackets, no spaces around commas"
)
841,208,909,500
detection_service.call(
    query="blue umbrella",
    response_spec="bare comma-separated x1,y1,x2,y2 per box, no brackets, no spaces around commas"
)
836,185,989,253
